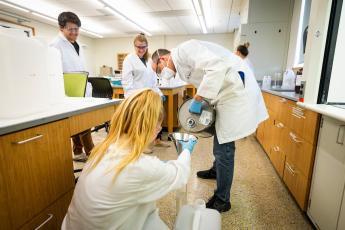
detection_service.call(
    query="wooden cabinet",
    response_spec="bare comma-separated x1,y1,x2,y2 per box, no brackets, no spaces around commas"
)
0,119,74,229
256,92,320,211
20,191,73,230
283,160,309,209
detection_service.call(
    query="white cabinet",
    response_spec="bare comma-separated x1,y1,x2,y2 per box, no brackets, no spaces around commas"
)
308,116,345,230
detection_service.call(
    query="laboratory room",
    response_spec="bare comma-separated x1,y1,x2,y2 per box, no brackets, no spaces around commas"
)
1,0,345,229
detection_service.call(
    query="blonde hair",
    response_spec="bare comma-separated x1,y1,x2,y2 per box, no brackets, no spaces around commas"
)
87,89,163,179
134,33,149,61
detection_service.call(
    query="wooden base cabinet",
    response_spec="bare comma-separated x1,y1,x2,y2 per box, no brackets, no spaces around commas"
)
256,92,320,211
0,119,74,229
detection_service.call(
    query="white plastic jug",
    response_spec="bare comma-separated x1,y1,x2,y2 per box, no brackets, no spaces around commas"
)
282,69,296,90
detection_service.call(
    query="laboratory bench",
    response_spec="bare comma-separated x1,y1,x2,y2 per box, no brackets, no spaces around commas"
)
112,84,193,133
0,98,121,230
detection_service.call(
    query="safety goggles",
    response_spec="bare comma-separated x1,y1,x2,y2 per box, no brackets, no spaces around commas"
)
135,45,148,50
64,26,79,33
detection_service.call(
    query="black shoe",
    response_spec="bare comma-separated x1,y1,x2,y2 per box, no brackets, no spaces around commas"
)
208,196,231,213
197,168,217,179
206,195,217,208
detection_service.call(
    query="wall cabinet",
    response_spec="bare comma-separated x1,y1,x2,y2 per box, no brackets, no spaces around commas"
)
257,92,320,210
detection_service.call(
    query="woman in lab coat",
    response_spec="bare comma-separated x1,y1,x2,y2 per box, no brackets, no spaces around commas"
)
152,40,267,213
62,89,197,230
235,42,255,73
122,33,162,98
122,33,169,151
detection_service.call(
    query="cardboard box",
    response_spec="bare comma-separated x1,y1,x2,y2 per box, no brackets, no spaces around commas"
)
99,65,113,76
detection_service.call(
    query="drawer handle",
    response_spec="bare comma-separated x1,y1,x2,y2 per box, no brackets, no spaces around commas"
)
275,122,284,128
289,132,303,143
336,125,345,145
292,112,306,119
12,134,43,145
34,214,53,230
279,98,287,103
273,146,280,152
285,162,296,176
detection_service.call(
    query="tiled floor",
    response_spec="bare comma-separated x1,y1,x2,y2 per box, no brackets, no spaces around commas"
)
74,130,313,230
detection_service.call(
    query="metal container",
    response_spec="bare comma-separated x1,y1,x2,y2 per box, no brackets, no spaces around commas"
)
177,99,216,138
168,132,198,154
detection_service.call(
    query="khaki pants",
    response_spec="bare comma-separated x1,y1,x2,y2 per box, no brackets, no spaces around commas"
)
72,129,94,155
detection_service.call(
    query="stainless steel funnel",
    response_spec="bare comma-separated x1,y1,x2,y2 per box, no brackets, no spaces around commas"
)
168,132,198,154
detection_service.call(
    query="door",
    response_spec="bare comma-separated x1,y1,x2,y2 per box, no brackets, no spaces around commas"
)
308,116,345,230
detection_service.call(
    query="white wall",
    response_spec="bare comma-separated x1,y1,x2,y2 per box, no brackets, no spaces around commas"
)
93,33,234,75
238,0,294,80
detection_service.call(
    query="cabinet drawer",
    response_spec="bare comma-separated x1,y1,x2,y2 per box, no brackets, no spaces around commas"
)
288,105,319,144
20,190,73,230
269,145,286,178
283,160,309,210
284,129,315,178
0,119,74,229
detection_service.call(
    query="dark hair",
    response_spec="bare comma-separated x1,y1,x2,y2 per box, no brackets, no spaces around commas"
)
58,12,81,28
152,49,170,63
236,42,250,57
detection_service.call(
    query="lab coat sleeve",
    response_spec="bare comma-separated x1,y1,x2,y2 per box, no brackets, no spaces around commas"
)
177,41,228,100
121,56,135,97
135,149,191,204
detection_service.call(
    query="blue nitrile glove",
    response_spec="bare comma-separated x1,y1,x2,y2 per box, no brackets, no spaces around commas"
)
161,95,166,102
238,71,245,86
178,138,198,154
189,99,203,114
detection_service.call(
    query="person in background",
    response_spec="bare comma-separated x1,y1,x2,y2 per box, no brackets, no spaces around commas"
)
152,40,266,213
50,12,93,162
61,89,197,230
122,33,170,152
235,42,254,73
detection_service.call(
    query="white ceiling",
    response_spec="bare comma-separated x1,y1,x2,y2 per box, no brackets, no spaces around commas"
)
0,0,242,38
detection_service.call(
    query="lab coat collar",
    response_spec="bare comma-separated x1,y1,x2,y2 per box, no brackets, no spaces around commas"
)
58,32,79,44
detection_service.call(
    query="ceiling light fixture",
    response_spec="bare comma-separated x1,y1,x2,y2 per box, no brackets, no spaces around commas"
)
100,0,152,36
80,28,104,38
0,0,29,13
191,0,207,34
31,12,57,23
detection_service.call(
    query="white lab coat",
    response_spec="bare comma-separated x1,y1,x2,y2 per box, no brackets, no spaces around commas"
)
122,53,163,98
50,33,92,96
61,143,191,230
171,39,266,144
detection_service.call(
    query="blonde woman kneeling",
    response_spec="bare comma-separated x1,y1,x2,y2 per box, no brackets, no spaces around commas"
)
62,89,197,230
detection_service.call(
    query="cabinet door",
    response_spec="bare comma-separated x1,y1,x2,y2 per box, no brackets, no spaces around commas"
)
338,191,345,230
283,160,309,210
20,190,73,230
0,119,74,229
284,129,315,178
270,119,288,178
270,145,285,178
288,105,319,144
308,116,345,230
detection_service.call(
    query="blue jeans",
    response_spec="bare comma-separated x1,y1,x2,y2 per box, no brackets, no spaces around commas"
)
211,134,235,203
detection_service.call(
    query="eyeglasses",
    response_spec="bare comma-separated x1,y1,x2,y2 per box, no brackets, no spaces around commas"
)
65,27,79,33
135,45,147,50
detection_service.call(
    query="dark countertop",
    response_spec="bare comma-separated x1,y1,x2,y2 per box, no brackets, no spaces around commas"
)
261,88,299,102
